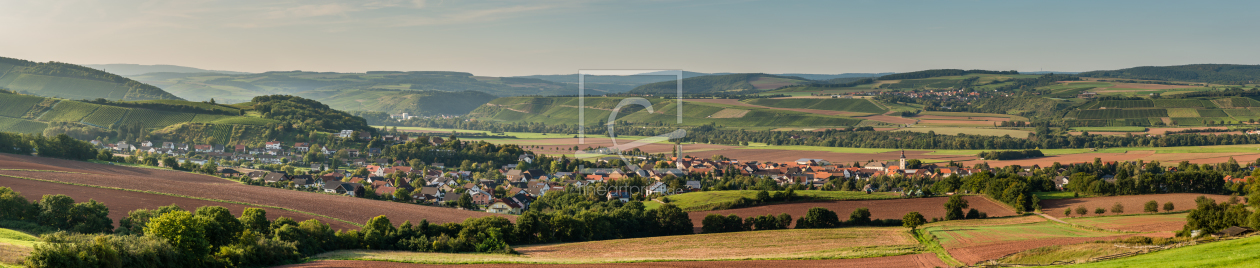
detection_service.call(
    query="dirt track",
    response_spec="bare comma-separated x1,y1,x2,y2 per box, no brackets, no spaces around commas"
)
689,196,1015,231
684,99,870,116
277,253,947,268
0,153,507,227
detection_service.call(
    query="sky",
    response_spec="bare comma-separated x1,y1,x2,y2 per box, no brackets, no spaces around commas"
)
2,0,1259,77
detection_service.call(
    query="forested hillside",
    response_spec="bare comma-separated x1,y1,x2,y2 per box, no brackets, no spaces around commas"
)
0,56,181,101
1079,64,1260,85
877,69,1018,80
304,88,497,115
629,73,809,95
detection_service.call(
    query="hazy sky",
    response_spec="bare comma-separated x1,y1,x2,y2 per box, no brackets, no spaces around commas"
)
2,0,1259,77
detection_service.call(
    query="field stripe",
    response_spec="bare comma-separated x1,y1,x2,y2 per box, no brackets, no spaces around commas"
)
0,171,363,227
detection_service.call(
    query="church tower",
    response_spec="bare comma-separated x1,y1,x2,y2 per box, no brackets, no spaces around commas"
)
899,150,907,169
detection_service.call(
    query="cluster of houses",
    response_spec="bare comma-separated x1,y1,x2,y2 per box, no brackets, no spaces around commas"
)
92,132,419,166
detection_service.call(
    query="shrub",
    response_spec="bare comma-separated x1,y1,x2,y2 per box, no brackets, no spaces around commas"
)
1075,206,1088,216
902,212,926,230
1164,202,1175,212
1094,207,1106,215
1111,202,1125,214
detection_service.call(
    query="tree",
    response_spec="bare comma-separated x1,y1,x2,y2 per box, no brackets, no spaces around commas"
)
797,207,841,228
849,207,872,225
756,190,770,202
1164,202,1175,212
1075,206,1088,216
776,213,793,229
1064,208,1072,217
1145,200,1159,213
902,212,926,230
655,204,694,235
361,215,397,249
965,208,980,219
1111,202,1125,214
195,206,244,250
36,194,74,230
239,207,271,235
945,195,969,220
701,214,726,234
394,187,412,202
458,193,476,210
145,210,211,257
1094,207,1106,215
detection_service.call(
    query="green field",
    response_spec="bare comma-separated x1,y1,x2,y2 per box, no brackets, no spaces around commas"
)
743,98,887,113
1047,235,1260,268
1070,127,1147,132
1092,100,1153,109
1195,109,1229,117
1033,191,1089,200
1152,99,1216,108
0,228,38,248
645,190,901,211
926,219,1122,248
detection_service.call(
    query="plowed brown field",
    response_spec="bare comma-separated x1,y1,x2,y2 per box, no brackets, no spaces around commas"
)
947,233,1171,265
0,175,358,230
277,253,947,268
1041,193,1231,218
688,196,1015,231
0,153,506,227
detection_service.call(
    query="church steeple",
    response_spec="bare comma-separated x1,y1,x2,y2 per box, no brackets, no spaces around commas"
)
899,150,906,169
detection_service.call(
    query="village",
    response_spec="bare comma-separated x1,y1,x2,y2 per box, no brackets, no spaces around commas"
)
84,131,1102,216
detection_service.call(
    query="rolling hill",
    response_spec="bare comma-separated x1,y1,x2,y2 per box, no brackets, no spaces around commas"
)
1078,64,1260,85
83,64,251,76
468,96,865,128
303,88,498,115
0,90,372,146
629,73,811,95
129,71,593,104
0,56,182,101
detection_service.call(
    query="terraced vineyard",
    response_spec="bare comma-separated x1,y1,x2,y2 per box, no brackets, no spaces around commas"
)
1152,99,1214,108
0,94,44,117
0,117,49,134
1092,100,1153,109
81,106,128,127
118,109,196,128
1075,109,1168,119
36,100,99,122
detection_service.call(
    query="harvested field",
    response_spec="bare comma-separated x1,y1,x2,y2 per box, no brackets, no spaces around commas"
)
1041,193,1231,218
281,253,947,268
689,196,1014,231
947,234,1166,265
998,243,1133,265
0,175,358,230
684,149,976,165
0,153,506,227
915,115,1012,121
1063,213,1188,232
859,114,917,125
916,119,998,126
961,151,1155,167
310,227,923,264
708,108,750,118
923,215,1172,265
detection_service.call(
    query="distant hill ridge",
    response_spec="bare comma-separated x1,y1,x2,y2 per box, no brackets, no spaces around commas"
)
1078,64,1260,85
83,64,251,76
629,73,811,95
0,56,182,101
